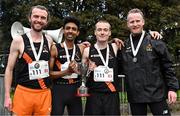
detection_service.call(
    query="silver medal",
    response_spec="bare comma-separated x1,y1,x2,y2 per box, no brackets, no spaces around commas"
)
133,57,137,63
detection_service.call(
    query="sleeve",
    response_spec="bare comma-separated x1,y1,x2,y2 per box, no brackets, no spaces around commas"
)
155,40,179,92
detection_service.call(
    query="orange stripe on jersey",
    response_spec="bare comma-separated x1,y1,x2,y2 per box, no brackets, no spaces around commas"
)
68,79,74,84
22,52,33,63
106,82,116,92
55,60,61,70
38,79,47,89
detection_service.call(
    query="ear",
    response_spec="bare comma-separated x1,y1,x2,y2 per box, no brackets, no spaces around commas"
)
77,30,80,36
28,16,31,23
109,30,111,36
142,19,145,26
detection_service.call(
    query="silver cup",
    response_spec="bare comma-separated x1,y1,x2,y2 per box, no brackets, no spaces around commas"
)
76,62,90,97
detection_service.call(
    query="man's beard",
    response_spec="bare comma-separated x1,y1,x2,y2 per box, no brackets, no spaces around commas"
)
31,24,46,32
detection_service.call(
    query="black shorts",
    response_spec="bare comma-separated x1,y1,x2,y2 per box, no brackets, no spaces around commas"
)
51,83,83,115
84,92,120,115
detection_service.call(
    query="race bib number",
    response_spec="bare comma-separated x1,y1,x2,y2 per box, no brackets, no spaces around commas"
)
94,66,113,82
61,62,78,79
28,60,49,80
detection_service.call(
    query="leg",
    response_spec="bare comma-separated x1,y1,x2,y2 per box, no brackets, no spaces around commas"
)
149,100,171,116
104,93,120,115
84,93,103,115
66,84,83,115
51,85,66,115
67,97,83,115
130,103,147,115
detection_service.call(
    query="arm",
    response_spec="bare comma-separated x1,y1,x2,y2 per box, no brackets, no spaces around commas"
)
149,30,162,39
49,44,75,79
4,37,22,111
156,40,179,104
110,38,124,50
82,47,97,71
111,43,119,56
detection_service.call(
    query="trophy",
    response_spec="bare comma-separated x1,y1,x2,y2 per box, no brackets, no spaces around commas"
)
76,62,90,97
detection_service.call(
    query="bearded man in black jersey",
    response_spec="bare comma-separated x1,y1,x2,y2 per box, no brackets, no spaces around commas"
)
4,5,53,115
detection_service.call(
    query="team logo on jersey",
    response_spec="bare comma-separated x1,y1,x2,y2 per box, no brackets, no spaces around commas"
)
146,44,152,52
59,55,67,59
91,54,100,58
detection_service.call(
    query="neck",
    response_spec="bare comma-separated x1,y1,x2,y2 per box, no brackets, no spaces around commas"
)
30,30,43,42
96,41,108,49
64,39,74,49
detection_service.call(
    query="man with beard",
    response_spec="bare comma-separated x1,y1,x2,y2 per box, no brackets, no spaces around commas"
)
4,5,53,115
118,8,179,115
49,16,84,115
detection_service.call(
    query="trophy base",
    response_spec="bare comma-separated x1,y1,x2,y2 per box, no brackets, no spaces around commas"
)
76,86,90,97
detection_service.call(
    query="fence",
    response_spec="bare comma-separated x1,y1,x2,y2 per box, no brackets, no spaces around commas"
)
0,74,11,115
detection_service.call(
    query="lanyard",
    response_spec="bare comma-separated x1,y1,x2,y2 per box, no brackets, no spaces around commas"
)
63,42,76,62
94,44,109,67
130,30,145,57
27,32,44,61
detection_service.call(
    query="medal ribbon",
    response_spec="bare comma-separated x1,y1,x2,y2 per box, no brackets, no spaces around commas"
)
63,42,76,62
130,30,145,57
27,32,44,61
94,44,109,67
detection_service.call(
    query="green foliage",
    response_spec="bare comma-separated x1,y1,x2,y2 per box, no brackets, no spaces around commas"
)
1,0,180,57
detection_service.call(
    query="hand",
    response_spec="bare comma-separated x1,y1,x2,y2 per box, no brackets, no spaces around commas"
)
168,91,177,104
113,38,124,49
149,30,163,40
4,96,12,111
88,60,96,71
68,60,78,74
79,41,91,48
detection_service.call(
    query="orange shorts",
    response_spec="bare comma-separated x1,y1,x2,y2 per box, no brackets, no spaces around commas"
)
12,85,52,115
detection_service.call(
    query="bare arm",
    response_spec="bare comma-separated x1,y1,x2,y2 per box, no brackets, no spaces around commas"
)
4,36,22,111
111,43,119,56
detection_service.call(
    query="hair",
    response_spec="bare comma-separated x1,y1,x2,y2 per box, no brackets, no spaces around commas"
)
95,20,111,30
127,8,144,20
63,16,80,30
28,5,50,22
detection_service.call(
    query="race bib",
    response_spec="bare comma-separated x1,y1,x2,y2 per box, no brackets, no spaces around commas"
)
94,66,113,82
28,60,49,80
61,62,78,79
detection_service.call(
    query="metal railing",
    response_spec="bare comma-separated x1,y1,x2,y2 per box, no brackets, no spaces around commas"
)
0,74,11,115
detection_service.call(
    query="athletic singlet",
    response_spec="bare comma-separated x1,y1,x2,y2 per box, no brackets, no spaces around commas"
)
15,34,52,89
53,43,81,84
87,43,120,93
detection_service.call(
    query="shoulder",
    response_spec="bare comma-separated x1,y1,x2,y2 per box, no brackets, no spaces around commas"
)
45,34,54,45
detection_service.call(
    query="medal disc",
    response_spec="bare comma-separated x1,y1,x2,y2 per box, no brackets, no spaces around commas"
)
133,57,137,62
